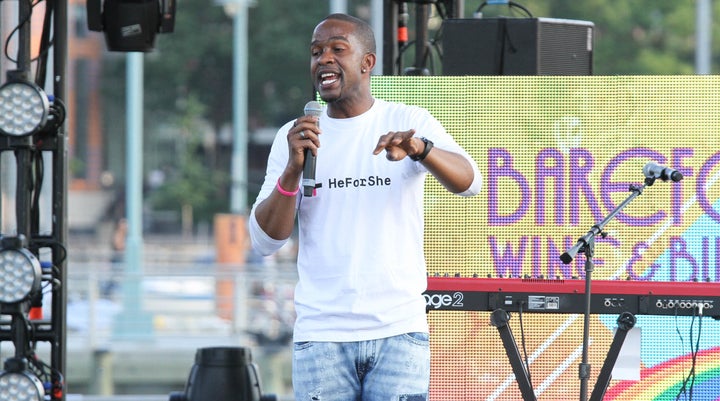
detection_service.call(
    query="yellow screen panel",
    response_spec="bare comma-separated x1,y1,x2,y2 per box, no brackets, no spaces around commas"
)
372,75,720,401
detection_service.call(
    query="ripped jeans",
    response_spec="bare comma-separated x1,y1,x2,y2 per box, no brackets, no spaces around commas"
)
292,333,430,401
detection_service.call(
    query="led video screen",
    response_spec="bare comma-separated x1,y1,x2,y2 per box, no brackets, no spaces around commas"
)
371,76,720,400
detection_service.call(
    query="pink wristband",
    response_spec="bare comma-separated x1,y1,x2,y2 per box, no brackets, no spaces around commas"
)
276,178,299,197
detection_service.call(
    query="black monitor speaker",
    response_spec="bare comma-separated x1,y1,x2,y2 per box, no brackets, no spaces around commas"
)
442,18,594,75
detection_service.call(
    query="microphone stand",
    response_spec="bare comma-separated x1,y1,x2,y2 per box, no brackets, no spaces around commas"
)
560,178,651,401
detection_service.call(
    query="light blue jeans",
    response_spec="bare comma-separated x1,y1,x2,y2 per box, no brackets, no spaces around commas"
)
292,333,430,401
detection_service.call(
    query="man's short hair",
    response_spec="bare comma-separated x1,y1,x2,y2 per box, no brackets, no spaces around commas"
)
323,13,376,54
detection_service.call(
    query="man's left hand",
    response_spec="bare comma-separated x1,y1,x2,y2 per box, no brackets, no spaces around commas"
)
373,129,423,161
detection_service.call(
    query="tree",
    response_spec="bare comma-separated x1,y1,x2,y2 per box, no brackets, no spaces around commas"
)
98,0,720,233
480,0,715,75
146,95,230,230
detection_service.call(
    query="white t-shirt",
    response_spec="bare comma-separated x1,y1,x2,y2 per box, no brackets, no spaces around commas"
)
249,98,481,342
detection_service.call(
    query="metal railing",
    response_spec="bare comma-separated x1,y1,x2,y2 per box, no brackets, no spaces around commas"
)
66,395,295,401
66,261,298,342
2,258,299,399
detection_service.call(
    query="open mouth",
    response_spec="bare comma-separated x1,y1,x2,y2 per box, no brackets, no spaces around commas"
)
319,72,339,88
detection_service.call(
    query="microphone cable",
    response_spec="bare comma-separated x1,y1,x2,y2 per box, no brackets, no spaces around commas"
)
517,300,534,389
674,307,703,401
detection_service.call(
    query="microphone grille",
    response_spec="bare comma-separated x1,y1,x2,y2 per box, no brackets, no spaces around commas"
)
304,100,323,117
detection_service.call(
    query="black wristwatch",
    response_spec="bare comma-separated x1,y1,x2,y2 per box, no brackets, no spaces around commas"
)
410,137,434,162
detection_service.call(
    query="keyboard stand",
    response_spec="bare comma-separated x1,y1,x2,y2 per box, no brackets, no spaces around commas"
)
490,308,636,401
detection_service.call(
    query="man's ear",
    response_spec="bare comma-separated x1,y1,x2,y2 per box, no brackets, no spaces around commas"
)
362,52,377,73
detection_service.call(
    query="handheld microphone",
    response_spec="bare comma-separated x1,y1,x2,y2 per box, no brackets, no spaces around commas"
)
643,162,683,183
302,101,322,197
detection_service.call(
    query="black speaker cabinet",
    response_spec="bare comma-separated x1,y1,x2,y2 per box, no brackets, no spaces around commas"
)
442,18,594,75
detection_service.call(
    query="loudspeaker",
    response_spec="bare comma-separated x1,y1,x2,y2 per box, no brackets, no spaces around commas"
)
442,18,594,75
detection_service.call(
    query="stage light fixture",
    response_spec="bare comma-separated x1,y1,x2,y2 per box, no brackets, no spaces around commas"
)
0,247,42,305
169,347,276,401
0,358,44,401
86,0,176,52
0,80,50,137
